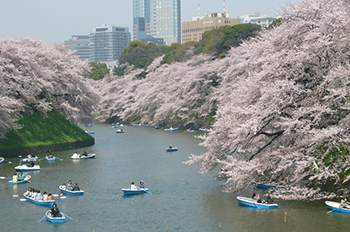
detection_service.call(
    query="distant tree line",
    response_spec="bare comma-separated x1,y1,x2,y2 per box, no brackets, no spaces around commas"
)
113,23,261,76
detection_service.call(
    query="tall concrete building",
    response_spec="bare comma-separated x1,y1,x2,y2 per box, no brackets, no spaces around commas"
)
133,0,181,46
182,12,240,43
90,24,131,63
63,35,90,61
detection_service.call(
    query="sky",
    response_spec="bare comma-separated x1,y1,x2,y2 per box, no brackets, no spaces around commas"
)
0,0,300,45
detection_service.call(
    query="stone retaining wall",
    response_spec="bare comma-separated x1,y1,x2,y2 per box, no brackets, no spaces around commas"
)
0,138,95,157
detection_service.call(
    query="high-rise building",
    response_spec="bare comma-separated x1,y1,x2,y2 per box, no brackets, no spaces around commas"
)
63,35,90,61
89,24,131,63
182,12,240,43
133,0,181,46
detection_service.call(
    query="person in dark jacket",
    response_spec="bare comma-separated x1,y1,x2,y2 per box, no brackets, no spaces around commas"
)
72,183,80,191
265,195,273,204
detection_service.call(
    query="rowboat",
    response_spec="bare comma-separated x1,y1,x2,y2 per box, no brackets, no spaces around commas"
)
21,157,38,162
236,196,278,209
131,123,141,126
166,147,178,152
199,128,209,132
71,153,95,160
23,194,55,207
121,188,149,196
41,156,62,161
59,185,84,195
186,129,196,133
46,210,65,223
164,127,178,131
325,201,350,214
14,164,40,172
85,130,95,134
116,129,124,133
0,157,4,164
253,181,286,189
8,175,31,185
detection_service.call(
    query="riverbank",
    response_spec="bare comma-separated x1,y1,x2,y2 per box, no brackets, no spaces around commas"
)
0,110,94,157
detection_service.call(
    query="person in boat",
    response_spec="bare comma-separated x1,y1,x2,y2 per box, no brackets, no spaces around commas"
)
18,172,25,181
72,183,80,191
140,180,145,189
26,161,31,167
82,151,88,157
130,182,139,190
42,192,48,201
31,189,37,199
12,173,19,182
265,195,273,204
169,144,173,149
67,180,73,190
48,153,54,159
51,203,62,217
29,161,35,167
252,193,262,203
47,193,53,201
36,190,42,200
61,183,67,190
24,187,32,197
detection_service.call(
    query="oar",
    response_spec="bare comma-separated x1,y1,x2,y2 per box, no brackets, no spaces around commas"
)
54,156,62,161
143,190,152,194
20,199,27,202
62,213,74,220
39,214,47,222
0,177,12,180
39,157,46,161
13,195,19,197
53,196,66,200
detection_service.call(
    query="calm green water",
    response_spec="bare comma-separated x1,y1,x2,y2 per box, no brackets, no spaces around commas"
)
0,124,349,231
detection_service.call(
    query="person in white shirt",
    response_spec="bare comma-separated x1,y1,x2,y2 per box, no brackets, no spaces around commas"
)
130,182,138,190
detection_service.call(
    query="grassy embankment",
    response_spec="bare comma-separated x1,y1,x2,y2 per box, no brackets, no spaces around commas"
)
0,110,93,153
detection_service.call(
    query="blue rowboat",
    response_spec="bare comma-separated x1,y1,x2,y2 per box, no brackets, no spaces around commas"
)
85,130,95,134
199,128,209,132
237,196,278,209
21,157,38,162
166,147,178,152
59,186,84,195
8,175,31,185
23,195,55,207
71,153,95,160
116,129,124,133
253,181,286,189
121,188,149,196
15,164,40,172
164,127,178,131
326,201,350,214
186,129,196,133
131,123,141,126
46,210,65,223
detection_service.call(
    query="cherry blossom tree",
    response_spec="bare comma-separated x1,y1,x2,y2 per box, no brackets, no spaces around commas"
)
0,38,98,138
186,0,350,199
93,0,350,199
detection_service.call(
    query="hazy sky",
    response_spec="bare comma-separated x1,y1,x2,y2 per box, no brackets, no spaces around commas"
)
0,0,300,44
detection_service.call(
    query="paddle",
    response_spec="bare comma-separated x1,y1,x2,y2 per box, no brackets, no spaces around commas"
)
62,213,74,220
54,156,62,161
0,177,12,180
39,214,47,222
143,190,152,194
